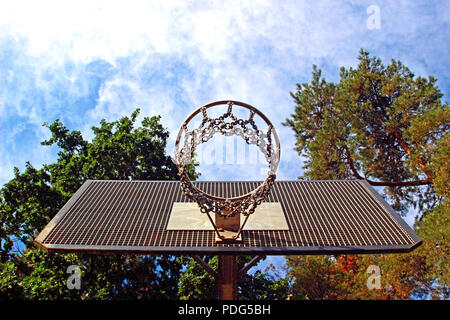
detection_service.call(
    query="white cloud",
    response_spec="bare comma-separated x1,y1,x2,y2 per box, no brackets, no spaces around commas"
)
0,0,448,188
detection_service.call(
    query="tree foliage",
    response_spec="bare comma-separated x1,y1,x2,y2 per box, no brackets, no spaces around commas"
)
0,109,197,299
284,50,449,299
284,49,449,214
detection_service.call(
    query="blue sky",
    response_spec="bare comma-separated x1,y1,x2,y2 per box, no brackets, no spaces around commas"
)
1,1,449,274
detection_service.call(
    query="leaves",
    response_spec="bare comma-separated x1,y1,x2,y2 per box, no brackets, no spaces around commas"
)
0,109,198,299
284,49,448,214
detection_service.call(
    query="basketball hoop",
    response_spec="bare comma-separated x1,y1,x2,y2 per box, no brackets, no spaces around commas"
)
34,100,422,300
174,100,281,242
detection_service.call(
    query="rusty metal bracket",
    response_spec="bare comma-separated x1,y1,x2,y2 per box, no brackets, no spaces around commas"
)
191,255,266,279
238,255,265,277
192,255,217,278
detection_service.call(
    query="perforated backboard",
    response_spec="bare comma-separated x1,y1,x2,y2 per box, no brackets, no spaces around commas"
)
34,180,422,255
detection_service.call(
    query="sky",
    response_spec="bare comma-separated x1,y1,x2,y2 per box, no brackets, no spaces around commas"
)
1,1,449,275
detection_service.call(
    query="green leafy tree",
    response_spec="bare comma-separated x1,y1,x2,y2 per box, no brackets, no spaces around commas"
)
178,256,218,299
284,50,449,299
285,49,448,214
286,255,355,300
0,109,198,299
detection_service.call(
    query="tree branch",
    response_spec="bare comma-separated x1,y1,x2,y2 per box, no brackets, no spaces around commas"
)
344,147,433,187
391,128,433,180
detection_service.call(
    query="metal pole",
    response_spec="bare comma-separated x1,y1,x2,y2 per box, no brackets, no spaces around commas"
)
218,255,237,300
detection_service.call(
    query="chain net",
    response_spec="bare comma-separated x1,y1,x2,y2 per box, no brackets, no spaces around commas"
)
175,101,279,218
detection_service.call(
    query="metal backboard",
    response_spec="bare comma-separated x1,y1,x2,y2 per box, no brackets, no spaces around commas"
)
34,180,422,255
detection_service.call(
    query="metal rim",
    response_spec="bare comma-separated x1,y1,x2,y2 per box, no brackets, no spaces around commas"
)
174,100,281,202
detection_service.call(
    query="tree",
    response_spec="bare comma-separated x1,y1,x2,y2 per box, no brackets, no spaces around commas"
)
284,50,449,299
0,109,198,299
286,255,358,300
284,49,448,214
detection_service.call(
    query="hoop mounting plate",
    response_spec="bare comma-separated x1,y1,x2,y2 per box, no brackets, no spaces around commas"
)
166,202,289,231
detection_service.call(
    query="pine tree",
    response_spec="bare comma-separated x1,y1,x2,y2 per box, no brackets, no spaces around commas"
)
284,50,449,299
